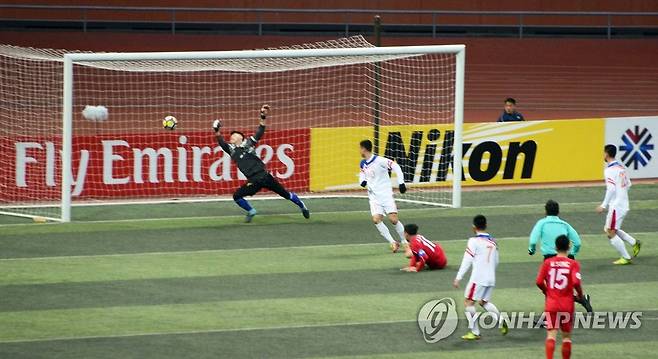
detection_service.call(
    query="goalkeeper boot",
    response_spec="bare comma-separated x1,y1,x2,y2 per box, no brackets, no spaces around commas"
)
612,257,632,265
390,241,400,253
461,331,481,340
302,207,310,219
245,209,257,223
500,321,509,336
633,240,642,258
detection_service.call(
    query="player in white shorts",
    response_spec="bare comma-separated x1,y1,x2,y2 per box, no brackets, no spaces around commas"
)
596,144,641,265
453,215,508,340
359,139,408,253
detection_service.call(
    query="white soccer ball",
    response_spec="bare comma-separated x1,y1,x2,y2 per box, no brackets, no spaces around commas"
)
82,105,108,122
162,115,178,130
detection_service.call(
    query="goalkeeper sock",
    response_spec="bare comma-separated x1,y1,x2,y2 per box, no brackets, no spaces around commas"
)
394,221,407,244
482,302,501,324
545,337,556,359
234,198,254,212
375,222,396,244
465,305,480,336
288,192,306,209
610,235,631,259
617,229,636,246
561,338,572,359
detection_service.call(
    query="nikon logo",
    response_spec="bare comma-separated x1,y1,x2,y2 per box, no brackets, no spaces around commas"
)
383,129,536,183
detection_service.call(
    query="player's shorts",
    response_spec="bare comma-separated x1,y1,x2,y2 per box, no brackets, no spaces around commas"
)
369,196,398,216
544,310,574,332
605,207,628,231
464,282,494,302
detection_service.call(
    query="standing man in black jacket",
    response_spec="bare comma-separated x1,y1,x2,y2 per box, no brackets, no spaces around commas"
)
213,104,310,223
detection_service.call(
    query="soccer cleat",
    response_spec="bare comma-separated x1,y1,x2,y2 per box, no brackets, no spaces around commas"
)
302,207,310,219
461,331,481,340
245,209,257,223
612,257,632,265
390,242,400,253
633,240,642,258
500,322,509,336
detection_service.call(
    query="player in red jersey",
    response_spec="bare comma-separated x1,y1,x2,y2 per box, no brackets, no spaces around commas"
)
536,235,586,359
400,224,447,272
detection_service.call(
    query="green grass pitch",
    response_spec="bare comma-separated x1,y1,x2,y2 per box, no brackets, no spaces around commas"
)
0,184,657,358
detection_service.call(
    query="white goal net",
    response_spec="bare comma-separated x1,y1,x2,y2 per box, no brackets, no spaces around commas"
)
0,36,464,222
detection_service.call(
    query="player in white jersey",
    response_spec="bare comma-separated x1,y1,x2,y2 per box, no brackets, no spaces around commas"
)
453,215,508,340
359,140,408,252
596,144,641,265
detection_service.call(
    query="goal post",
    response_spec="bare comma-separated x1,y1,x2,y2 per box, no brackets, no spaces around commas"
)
1,38,465,222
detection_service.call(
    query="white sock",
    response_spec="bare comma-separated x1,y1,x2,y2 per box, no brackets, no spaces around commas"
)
482,302,501,325
465,305,480,335
617,230,637,246
375,222,396,244
394,221,407,244
610,235,631,259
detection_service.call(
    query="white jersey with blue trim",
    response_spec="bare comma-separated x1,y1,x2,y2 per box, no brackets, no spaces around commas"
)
602,161,631,211
455,233,499,287
359,155,404,200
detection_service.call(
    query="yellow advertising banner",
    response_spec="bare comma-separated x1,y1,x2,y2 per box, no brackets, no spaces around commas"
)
310,119,605,191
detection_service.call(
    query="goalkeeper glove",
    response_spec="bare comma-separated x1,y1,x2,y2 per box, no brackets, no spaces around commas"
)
212,119,222,133
399,183,407,194
260,104,270,120
360,181,367,188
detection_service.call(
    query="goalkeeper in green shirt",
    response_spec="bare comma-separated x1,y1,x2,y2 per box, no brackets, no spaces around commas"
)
528,200,581,259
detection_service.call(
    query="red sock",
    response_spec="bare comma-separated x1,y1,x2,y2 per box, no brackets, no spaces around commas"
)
562,339,572,359
545,338,556,359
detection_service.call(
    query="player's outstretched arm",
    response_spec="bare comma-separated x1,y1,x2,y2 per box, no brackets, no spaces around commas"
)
212,119,231,153
250,104,269,143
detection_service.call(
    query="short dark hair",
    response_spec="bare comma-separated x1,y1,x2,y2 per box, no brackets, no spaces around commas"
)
360,139,373,152
505,97,516,105
473,214,487,230
604,144,617,158
231,131,245,139
555,234,570,252
404,223,419,235
545,200,559,216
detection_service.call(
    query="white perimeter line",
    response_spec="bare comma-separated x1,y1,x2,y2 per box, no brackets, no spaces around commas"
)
6,199,655,228
1,232,655,262
0,319,418,344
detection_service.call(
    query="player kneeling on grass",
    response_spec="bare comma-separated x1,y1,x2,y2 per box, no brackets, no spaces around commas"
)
212,104,310,223
359,139,408,253
400,224,447,272
536,235,587,359
453,215,508,340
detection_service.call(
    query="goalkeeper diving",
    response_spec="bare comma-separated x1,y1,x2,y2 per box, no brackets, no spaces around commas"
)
212,104,310,223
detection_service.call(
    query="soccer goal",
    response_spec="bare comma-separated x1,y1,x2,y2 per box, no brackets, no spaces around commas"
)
0,36,464,222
